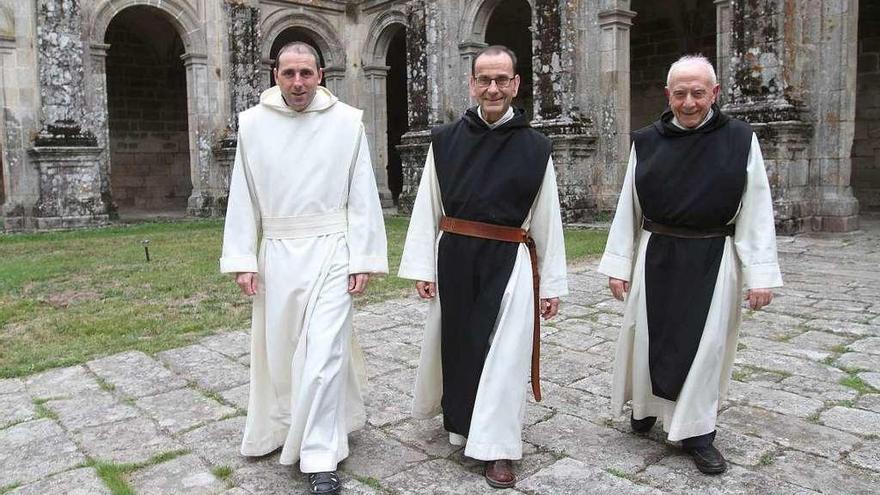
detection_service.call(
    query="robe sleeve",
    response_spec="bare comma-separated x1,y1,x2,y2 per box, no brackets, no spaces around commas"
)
733,134,783,289
219,130,261,274
529,157,569,299
597,144,642,282
398,144,443,282
347,123,389,275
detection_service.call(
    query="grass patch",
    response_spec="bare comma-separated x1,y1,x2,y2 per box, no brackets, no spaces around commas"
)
836,399,856,408
0,483,21,495
758,452,775,466
0,218,607,378
91,448,191,494
95,376,116,392
33,398,58,421
731,369,749,382
840,375,879,394
830,344,849,354
354,475,383,490
211,465,233,481
822,356,837,366
604,467,634,480
806,411,821,424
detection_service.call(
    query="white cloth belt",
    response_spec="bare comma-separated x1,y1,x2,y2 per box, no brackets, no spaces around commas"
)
262,211,347,239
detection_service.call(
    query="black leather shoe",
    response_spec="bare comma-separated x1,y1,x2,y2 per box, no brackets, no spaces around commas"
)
630,413,657,433
686,445,727,475
308,471,340,495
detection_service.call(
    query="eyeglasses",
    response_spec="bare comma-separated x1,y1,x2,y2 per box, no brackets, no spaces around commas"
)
474,75,515,89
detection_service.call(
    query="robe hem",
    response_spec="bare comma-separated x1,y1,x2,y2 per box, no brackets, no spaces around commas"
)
220,256,259,274
463,441,523,461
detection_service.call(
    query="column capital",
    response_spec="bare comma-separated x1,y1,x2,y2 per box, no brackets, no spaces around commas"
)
363,65,390,77
322,66,345,80
458,41,488,55
597,9,636,28
713,0,731,6
0,34,14,54
180,52,208,67
90,43,110,58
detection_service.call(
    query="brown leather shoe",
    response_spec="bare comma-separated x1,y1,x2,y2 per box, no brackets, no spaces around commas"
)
485,459,516,488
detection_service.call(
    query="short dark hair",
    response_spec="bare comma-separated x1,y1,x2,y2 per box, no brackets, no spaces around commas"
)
275,41,322,70
471,45,518,76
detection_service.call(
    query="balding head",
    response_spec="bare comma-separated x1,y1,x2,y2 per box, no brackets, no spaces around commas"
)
276,41,321,71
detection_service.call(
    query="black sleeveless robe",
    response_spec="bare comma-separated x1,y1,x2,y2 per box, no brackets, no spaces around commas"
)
632,105,752,401
432,107,551,435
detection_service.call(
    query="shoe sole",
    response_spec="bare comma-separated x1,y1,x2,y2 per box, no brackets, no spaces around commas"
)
486,477,516,489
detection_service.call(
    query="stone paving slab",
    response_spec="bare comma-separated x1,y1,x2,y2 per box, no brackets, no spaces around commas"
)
3,221,880,494
157,344,249,392
127,454,225,495
87,351,187,398
74,415,184,464
0,419,86,486
9,467,111,495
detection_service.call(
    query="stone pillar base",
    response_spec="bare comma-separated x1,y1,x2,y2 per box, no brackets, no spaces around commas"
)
397,129,432,214
532,119,598,223
187,192,227,218
28,144,109,230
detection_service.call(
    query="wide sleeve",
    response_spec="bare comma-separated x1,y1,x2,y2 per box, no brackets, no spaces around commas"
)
219,131,261,274
733,134,783,289
398,144,443,282
347,123,389,275
597,144,642,281
528,157,569,299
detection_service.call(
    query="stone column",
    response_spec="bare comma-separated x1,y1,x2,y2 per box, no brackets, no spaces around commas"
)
724,0,858,233
363,65,394,207
87,42,113,216
714,0,732,105
215,1,262,213
398,0,432,213
0,33,18,223
29,0,108,229
261,58,273,89
530,0,598,222
597,8,636,212
182,53,218,217
323,67,346,99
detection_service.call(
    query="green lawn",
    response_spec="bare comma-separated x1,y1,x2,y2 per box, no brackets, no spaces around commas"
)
0,217,606,378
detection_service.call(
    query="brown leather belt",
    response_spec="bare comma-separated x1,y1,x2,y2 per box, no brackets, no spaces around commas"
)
439,215,543,402
642,218,735,239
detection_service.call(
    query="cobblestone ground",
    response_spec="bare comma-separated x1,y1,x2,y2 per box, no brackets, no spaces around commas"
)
2,219,880,494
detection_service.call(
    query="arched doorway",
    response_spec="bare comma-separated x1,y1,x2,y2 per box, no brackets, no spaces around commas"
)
484,0,534,119
385,26,407,205
630,0,717,130
853,0,880,211
269,28,326,86
105,6,192,217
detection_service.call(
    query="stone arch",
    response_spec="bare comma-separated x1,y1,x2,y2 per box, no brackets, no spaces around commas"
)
261,11,346,70
90,0,205,55
462,0,535,41
363,10,408,65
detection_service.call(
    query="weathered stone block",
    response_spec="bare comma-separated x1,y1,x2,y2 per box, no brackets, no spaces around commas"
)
74,415,184,464
0,419,86,486
519,457,666,494
86,350,187,398
137,388,236,434
157,344,249,392
340,429,428,480
819,406,880,437
8,467,110,495
127,454,224,495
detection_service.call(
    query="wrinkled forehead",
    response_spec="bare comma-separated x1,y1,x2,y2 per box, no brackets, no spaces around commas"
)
667,63,715,89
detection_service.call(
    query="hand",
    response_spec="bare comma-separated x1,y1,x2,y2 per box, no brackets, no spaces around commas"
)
540,298,559,320
416,281,436,299
609,277,630,301
745,288,773,310
235,272,258,296
348,273,370,295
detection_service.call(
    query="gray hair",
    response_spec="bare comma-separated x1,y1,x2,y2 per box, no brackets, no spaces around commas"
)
666,55,717,87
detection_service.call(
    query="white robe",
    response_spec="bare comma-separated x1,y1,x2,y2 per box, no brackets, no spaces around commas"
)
220,86,388,471
398,145,568,460
598,133,783,442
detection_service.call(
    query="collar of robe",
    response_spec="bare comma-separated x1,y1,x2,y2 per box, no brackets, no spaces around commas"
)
258,85,338,116
463,106,531,131
654,103,729,137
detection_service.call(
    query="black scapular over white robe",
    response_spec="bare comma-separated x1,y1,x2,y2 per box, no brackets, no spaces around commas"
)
599,106,783,441
399,106,568,460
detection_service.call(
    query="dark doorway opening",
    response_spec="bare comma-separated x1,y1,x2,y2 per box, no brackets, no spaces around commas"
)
105,6,191,216
386,26,408,205
853,0,880,211
630,0,717,130
485,0,534,120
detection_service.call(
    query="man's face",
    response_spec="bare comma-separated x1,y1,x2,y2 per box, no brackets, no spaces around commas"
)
469,53,519,124
664,65,720,129
274,51,323,112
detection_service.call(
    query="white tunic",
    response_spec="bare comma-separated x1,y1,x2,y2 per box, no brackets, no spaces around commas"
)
398,144,568,460
598,133,782,441
220,86,388,471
